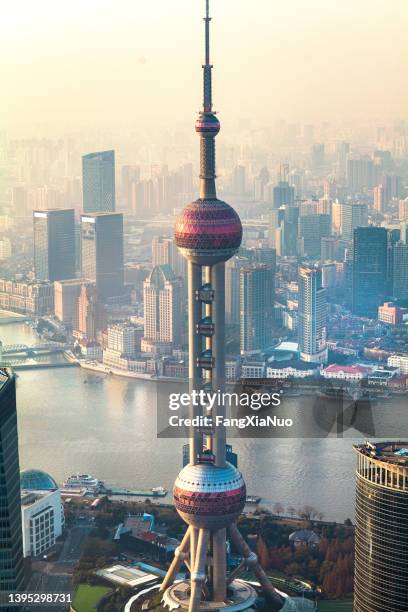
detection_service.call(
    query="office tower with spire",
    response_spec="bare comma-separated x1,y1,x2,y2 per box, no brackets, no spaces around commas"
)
0,370,25,598
33,209,76,282
82,150,115,213
298,266,328,363
160,3,283,610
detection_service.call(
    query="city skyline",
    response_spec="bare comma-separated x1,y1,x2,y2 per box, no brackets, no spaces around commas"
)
1,0,408,610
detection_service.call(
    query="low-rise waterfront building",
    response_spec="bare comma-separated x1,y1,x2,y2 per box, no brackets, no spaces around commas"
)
21,489,64,558
0,278,53,315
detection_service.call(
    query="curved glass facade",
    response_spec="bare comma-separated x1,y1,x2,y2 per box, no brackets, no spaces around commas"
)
20,469,58,491
355,447,408,611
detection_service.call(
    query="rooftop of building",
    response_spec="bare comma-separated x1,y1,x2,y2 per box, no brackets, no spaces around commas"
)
95,564,158,589
21,489,56,508
267,359,320,371
355,441,408,466
324,364,372,374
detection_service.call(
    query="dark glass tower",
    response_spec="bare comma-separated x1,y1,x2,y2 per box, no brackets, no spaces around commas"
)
0,370,25,597
82,150,116,213
33,209,76,282
80,212,124,301
240,263,275,355
354,442,408,611
352,227,388,317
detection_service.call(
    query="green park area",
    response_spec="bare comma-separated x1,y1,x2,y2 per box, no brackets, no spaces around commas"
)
72,584,111,612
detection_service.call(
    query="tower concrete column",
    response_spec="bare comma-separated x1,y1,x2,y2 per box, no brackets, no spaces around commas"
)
189,260,203,465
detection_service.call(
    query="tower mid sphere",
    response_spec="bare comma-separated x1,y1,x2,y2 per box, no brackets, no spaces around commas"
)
175,199,242,264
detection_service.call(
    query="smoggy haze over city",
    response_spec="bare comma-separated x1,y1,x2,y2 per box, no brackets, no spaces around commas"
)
2,0,408,136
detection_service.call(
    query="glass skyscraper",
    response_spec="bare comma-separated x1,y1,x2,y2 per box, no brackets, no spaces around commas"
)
352,227,388,317
240,263,275,354
0,370,25,597
33,209,76,282
354,442,408,611
82,150,116,213
80,213,124,301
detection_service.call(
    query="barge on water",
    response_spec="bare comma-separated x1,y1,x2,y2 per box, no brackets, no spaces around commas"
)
101,486,168,498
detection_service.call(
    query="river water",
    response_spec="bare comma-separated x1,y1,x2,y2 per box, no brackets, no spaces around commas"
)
2,322,403,522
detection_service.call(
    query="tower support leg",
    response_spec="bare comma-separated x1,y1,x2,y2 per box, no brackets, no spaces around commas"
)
228,524,283,607
212,528,227,602
161,527,191,592
189,529,210,612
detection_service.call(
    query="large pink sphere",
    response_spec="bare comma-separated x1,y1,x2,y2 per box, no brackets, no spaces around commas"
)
195,112,220,136
175,199,242,264
174,462,246,529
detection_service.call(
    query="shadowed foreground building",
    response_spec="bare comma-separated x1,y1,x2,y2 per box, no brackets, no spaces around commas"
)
0,370,25,598
354,442,408,611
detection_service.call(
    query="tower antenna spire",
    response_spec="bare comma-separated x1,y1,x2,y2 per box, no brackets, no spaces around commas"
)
203,0,212,112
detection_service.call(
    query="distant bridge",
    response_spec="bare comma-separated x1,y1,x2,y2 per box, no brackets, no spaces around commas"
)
1,343,68,356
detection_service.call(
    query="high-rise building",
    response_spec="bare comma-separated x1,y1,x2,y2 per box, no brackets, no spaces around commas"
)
346,156,375,191
12,186,28,216
232,165,246,195
80,213,124,301
54,278,87,329
392,241,408,300
107,323,139,355
310,143,325,169
373,184,386,212
0,370,25,595
321,236,347,262
298,266,328,363
161,3,282,609
240,263,274,355
298,214,331,257
33,209,75,282
340,202,368,242
272,181,295,208
82,150,115,213
121,165,140,204
225,255,251,326
354,442,408,612
76,282,104,341
152,236,187,280
399,197,408,221
352,227,388,317
142,265,182,353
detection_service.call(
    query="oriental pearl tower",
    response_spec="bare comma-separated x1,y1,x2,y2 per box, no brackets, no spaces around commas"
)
161,2,284,611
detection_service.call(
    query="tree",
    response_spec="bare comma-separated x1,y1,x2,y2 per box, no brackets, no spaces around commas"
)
256,536,270,570
287,506,297,518
273,502,284,516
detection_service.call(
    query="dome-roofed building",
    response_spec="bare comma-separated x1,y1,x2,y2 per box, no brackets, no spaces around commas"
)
20,469,58,492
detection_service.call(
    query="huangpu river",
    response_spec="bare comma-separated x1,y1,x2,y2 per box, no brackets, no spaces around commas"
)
2,322,405,522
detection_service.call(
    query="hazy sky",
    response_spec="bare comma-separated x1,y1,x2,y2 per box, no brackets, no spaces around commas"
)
2,0,408,135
